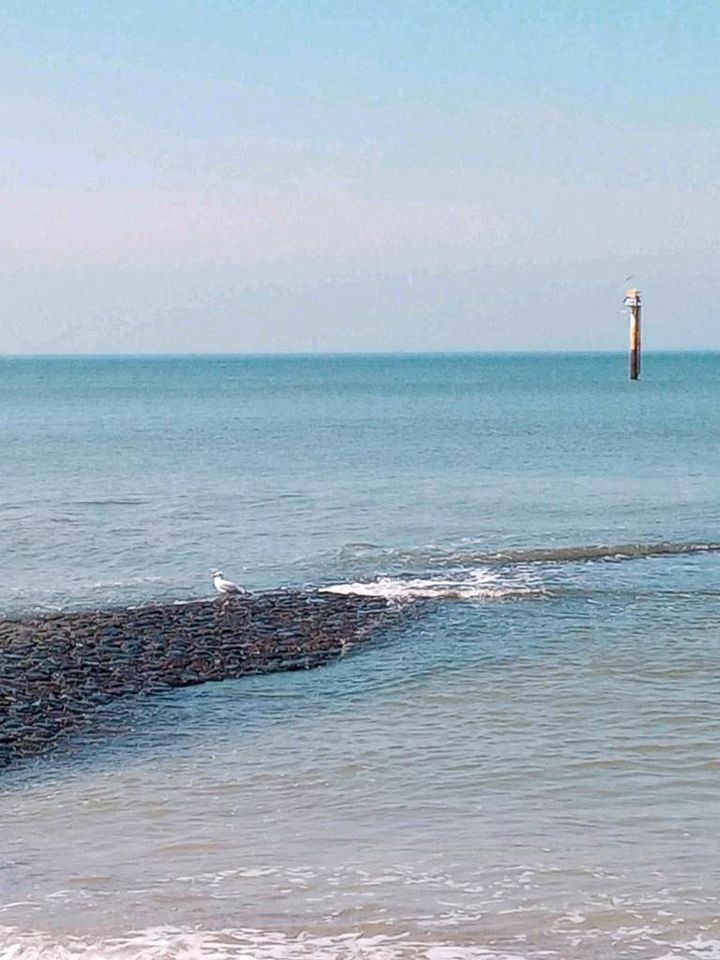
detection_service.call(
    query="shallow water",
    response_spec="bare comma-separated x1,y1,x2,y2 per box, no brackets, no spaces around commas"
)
1,354,720,958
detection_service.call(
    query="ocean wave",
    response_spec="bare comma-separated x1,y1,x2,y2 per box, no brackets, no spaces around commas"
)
339,540,720,569
0,924,532,959
72,498,149,507
321,569,546,603
484,541,720,564
2,925,719,960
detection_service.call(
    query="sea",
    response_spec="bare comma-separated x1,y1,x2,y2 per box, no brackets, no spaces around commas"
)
1,353,719,960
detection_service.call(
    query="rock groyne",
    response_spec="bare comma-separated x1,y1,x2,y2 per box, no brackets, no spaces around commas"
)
0,591,393,768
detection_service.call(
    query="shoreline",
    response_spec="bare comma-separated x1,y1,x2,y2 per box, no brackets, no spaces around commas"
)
0,591,395,769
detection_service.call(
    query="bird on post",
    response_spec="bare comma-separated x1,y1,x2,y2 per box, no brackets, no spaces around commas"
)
212,570,245,596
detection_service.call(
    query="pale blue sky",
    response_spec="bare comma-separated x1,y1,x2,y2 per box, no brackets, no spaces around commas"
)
2,1,719,353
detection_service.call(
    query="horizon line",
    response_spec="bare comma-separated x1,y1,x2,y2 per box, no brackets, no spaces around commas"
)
1,348,719,360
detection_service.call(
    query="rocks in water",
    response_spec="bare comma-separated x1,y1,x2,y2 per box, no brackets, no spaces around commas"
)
0,591,393,768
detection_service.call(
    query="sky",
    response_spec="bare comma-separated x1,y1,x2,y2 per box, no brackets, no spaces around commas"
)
2,0,719,353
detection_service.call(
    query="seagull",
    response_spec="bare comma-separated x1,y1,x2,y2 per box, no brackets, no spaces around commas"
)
212,570,245,596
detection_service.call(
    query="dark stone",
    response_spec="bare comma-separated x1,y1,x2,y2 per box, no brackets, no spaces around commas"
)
0,591,401,768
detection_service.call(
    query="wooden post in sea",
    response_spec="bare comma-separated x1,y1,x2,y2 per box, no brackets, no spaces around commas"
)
624,288,642,380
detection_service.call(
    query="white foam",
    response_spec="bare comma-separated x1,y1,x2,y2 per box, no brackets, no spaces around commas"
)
6,925,720,960
320,568,546,603
654,939,720,960
0,925,534,960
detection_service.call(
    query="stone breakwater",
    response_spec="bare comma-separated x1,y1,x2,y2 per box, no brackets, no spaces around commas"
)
0,591,394,768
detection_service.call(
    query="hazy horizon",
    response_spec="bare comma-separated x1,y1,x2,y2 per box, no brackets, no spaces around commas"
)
3,348,718,359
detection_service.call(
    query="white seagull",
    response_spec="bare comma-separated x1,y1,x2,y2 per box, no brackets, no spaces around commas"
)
212,570,245,596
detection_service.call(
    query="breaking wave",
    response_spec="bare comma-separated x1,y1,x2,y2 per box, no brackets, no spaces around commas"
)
327,541,720,603
0,925,554,960
2,925,719,960
321,568,546,603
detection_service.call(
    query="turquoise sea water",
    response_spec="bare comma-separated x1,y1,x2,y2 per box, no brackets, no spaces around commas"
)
1,353,720,959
